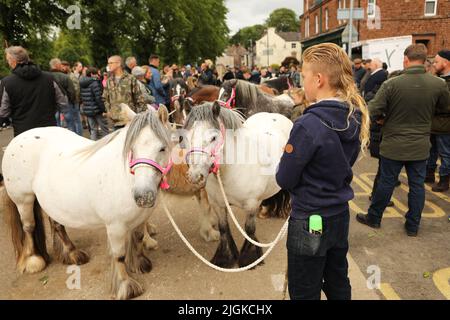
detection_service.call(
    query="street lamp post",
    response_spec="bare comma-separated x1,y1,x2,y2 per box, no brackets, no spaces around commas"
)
347,0,354,57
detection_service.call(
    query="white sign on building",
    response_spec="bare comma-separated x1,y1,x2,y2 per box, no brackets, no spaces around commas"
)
361,35,413,72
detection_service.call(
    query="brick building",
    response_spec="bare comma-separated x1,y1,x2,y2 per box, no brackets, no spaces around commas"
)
300,0,450,58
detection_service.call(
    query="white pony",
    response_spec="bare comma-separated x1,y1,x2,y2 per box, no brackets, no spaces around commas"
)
1,106,172,300
183,102,293,267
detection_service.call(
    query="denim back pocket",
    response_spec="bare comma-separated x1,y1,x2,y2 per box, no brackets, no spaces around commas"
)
287,217,327,257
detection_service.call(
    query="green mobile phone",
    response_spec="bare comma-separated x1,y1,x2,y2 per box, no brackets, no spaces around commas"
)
309,215,322,234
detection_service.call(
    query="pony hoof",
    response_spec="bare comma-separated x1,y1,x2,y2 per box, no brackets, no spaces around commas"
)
143,236,159,251
238,241,264,269
210,252,237,268
19,255,46,274
68,249,90,265
137,255,152,274
115,278,144,300
200,228,220,242
147,223,158,236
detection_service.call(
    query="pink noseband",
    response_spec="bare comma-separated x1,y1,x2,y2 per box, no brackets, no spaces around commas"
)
185,123,226,175
128,153,173,190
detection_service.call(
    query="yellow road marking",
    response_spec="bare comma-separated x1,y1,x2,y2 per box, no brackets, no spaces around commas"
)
433,267,450,299
352,175,402,217
354,173,445,218
379,283,401,300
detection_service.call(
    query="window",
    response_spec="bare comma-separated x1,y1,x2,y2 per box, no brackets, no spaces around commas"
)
368,0,376,18
292,43,297,49
338,0,343,24
425,0,437,16
325,8,329,30
305,17,310,37
315,14,319,34
305,0,309,12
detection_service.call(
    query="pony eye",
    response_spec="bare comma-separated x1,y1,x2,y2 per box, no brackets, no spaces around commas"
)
211,136,217,142
160,147,166,152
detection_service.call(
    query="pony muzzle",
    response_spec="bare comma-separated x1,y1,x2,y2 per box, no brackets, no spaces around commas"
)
133,189,157,208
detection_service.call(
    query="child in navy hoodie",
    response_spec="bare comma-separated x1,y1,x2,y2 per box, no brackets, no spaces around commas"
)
276,43,370,300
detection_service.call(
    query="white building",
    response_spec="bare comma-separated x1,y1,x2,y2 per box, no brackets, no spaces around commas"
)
215,45,250,68
255,27,301,67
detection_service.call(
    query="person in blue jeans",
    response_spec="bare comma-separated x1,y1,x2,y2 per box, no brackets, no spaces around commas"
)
276,43,370,300
426,50,450,193
357,44,449,236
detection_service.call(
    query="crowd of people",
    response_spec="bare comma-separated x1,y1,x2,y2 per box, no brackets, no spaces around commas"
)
0,47,302,140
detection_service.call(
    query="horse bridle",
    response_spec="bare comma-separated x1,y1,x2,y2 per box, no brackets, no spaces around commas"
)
128,152,174,190
184,123,226,175
218,87,236,109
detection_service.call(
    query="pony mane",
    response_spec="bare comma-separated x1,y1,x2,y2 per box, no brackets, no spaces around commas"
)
183,102,245,131
235,80,271,112
73,129,122,158
123,110,171,161
74,110,170,162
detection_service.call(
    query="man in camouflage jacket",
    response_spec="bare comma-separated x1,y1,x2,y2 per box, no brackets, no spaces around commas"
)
103,55,146,129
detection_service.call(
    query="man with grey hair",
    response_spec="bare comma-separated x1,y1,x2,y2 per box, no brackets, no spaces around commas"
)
49,57,78,134
132,66,155,105
125,56,137,74
0,46,67,136
363,58,388,102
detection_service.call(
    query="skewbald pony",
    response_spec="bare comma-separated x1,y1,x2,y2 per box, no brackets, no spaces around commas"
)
302,43,370,152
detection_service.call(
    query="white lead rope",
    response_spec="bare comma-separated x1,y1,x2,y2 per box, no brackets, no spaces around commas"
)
216,169,290,248
161,193,289,273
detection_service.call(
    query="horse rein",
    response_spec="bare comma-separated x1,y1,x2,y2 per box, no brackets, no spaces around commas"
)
128,152,174,190
184,123,226,174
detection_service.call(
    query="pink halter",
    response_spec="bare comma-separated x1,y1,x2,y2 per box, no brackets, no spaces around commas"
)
185,123,226,175
171,95,181,103
128,152,173,190
218,87,236,109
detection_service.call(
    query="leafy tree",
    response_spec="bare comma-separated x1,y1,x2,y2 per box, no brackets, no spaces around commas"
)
266,8,299,32
0,0,229,72
230,24,265,49
0,0,68,70
53,29,93,66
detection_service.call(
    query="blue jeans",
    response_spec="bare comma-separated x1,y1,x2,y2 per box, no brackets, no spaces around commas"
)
70,103,83,136
56,105,76,133
87,114,109,140
287,211,351,300
368,156,426,232
427,134,450,176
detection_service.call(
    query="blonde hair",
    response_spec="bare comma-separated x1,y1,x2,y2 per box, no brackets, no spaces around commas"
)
302,42,370,152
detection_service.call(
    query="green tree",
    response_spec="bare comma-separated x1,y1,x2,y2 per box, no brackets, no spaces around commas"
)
0,0,68,70
53,29,93,66
266,8,299,32
230,24,265,49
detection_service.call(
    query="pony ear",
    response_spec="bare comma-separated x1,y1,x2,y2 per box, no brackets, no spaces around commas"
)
158,104,169,125
212,101,221,119
120,103,136,121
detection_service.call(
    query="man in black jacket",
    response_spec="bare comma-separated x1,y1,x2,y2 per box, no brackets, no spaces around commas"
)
80,67,109,140
0,46,67,137
363,58,388,102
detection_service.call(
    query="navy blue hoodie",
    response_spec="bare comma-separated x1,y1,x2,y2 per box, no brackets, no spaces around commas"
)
276,100,362,219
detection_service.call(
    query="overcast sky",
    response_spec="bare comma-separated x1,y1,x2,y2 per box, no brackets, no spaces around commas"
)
226,0,304,35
